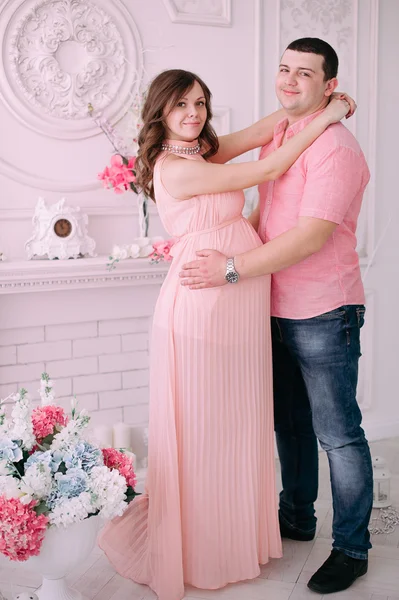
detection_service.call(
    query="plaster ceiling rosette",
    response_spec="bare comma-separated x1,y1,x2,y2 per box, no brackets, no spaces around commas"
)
0,0,143,139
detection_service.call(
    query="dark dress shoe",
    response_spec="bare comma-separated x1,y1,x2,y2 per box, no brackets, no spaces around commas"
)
307,549,368,594
279,517,315,542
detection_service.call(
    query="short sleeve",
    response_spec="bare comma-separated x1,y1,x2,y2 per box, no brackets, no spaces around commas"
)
299,146,367,225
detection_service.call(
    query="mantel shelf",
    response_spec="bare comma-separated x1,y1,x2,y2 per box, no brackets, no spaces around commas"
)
0,256,169,294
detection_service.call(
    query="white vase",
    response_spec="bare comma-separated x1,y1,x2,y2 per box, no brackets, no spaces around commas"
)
25,515,102,600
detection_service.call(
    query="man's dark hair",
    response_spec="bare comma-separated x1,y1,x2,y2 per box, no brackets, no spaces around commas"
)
286,37,338,81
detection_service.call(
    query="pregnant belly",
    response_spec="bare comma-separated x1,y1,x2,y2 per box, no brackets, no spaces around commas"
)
170,219,262,264
152,220,268,331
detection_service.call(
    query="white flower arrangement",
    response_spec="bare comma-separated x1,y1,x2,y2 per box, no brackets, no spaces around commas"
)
10,390,35,451
0,374,138,562
107,235,166,270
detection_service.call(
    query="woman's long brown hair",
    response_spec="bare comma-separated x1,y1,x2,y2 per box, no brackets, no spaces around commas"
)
135,69,219,201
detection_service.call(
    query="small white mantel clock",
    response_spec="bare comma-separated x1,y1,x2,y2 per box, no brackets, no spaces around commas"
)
25,198,96,260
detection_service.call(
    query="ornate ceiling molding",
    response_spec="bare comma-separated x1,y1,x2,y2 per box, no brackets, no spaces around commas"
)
0,0,143,139
162,0,231,27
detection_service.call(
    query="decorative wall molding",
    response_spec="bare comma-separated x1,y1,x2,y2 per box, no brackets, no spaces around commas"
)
0,256,169,294
357,289,374,411
280,0,357,102
253,0,262,122
0,0,143,139
212,105,231,135
162,0,231,27
0,204,159,221
357,0,379,262
0,156,102,192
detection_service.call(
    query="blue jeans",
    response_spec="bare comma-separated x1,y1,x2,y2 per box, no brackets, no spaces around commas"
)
272,305,373,560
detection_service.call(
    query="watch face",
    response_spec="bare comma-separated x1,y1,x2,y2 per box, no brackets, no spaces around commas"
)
226,271,239,284
54,218,72,238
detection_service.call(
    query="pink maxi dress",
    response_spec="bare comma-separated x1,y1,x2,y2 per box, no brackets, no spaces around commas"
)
99,140,282,600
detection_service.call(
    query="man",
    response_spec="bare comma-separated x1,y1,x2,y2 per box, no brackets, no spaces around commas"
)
180,38,373,594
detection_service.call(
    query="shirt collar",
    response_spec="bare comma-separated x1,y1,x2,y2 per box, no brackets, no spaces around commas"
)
274,108,326,141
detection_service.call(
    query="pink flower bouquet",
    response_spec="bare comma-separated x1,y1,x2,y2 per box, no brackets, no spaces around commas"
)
98,155,138,195
149,239,175,263
0,373,138,561
88,101,149,237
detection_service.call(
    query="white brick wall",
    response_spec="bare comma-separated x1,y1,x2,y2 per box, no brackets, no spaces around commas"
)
0,346,17,366
73,336,121,358
0,327,44,346
0,317,150,427
46,322,98,341
17,340,72,363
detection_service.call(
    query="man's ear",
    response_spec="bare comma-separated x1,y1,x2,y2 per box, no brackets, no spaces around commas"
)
324,78,339,97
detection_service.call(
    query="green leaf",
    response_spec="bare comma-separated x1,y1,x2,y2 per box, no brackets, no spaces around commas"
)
58,462,67,475
41,433,55,446
87,510,100,518
13,459,25,477
125,486,140,503
34,501,50,516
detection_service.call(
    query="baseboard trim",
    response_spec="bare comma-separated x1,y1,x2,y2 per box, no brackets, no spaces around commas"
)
363,419,399,442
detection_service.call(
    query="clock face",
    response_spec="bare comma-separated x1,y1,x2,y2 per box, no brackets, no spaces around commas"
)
54,218,72,238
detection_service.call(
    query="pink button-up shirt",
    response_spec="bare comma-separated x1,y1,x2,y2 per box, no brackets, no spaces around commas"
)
258,111,370,319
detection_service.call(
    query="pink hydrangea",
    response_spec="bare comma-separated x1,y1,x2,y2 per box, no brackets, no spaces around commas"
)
0,496,48,561
31,405,68,443
102,448,137,489
98,155,137,194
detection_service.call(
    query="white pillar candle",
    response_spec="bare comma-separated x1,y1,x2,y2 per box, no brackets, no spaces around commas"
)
113,422,132,450
93,425,113,448
130,426,149,469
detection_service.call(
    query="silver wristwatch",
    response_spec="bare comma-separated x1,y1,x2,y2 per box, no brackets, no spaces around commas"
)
225,257,239,284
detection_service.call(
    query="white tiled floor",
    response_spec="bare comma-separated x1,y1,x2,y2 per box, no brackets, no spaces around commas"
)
1,438,399,600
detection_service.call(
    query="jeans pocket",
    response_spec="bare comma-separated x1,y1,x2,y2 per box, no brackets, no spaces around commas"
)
315,307,346,320
356,305,366,328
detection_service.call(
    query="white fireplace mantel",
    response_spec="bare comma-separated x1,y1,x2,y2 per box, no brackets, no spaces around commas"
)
0,256,169,294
